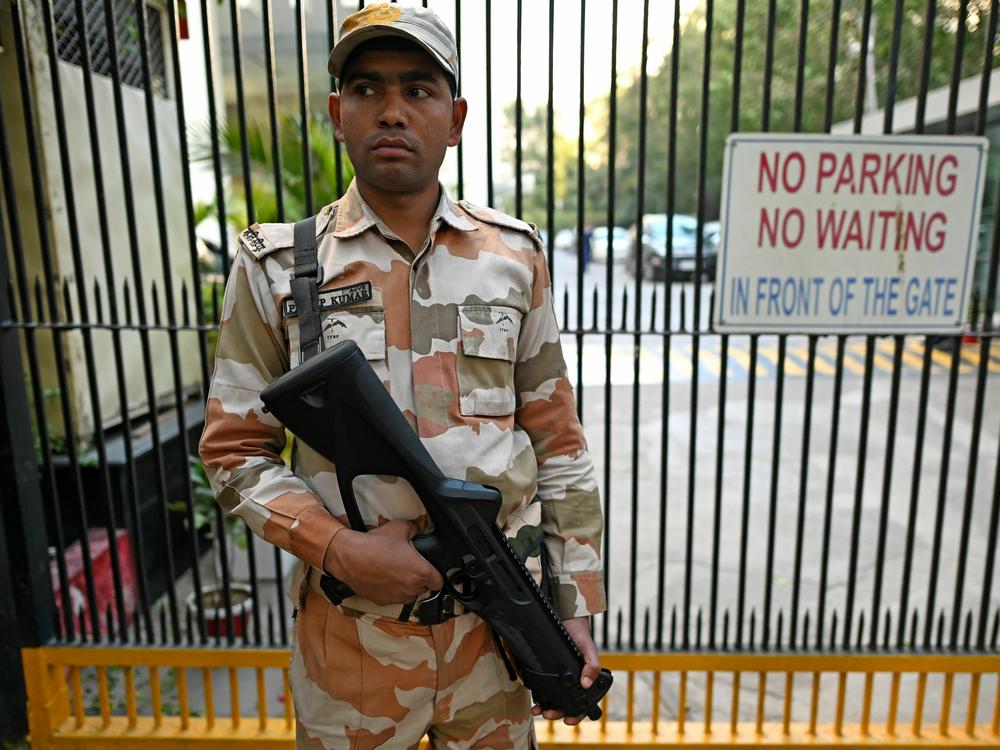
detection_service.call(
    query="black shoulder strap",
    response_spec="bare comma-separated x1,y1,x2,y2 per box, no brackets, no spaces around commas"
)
290,213,368,536
290,215,322,362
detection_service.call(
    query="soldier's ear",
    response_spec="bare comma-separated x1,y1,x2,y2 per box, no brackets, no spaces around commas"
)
329,93,345,143
448,97,467,148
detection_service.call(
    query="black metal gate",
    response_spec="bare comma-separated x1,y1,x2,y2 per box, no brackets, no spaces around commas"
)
1,0,999,740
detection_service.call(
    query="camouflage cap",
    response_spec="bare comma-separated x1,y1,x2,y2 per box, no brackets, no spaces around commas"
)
328,3,460,90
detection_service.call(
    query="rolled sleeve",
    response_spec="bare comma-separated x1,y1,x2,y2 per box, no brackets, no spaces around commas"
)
514,248,606,619
199,249,345,572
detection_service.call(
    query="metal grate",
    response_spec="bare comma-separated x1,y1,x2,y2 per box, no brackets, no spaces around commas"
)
52,0,168,97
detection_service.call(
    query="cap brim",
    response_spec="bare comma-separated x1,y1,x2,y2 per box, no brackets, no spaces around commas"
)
327,25,454,85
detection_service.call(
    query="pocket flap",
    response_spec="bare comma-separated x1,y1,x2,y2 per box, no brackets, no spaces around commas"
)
323,308,386,361
457,305,520,362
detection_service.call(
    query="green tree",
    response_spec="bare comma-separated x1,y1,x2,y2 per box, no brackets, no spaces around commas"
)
510,0,994,231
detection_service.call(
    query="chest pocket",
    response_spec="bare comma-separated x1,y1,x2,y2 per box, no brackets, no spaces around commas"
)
456,305,521,417
287,305,386,369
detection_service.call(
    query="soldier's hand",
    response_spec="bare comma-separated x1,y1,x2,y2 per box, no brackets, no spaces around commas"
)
531,616,602,725
323,519,444,605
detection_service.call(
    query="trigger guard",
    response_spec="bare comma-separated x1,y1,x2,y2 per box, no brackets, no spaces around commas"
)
411,532,436,557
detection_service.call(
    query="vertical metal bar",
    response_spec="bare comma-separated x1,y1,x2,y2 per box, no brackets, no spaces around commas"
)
966,673,980,737
791,336,815,647
97,666,110,727
150,667,162,727
991,672,999,736
737,334,758,647
764,334,785,649
822,0,842,134
177,667,190,729
864,0,905,648
939,671,954,736
834,671,846,736
887,671,900,735
603,0,619,652
730,671,741,735
657,0,682,651
982,4,1000,328
791,0,809,132
267,0,289,213
845,337,874,648
685,0,712,649
203,667,215,729
485,0,494,208
705,671,714,734
199,0,230,278
544,0,555,278
711,0,743,651
678,671,687,735
227,0,254,223
979,423,1000,649
808,671,820,735
514,0,522,219
871,336,903,648
852,0,873,134
925,346,962,648
817,336,845,647
257,667,267,729
454,0,463,198
626,671,635,734
899,346,933,648
914,671,928,736
328,0,344,199
70,667,84,727
230,667,241,728
295,0,313,214
861,672,873,735
755,672,766,735
165,0,212,405
651,671,661,735
626,0,650,651
575,0,588,425
125,666,137,729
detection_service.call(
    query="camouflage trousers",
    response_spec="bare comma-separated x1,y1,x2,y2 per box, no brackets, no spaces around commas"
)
291,590,537,749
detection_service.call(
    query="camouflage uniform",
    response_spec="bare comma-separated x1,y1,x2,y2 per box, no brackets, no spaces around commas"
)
199,181,606,748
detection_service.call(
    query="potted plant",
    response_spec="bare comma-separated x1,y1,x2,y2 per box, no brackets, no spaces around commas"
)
171,457,253,638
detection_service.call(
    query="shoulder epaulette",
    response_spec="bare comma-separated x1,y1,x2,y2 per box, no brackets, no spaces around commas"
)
458,200,538,238
237,204,337,261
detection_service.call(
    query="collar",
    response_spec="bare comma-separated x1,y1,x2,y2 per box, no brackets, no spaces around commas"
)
332,179,477,240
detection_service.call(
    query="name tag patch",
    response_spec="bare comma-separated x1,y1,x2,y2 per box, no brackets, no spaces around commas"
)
283,281,373,317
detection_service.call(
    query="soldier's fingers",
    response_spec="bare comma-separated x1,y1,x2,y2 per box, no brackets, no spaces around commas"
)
421,563,444,590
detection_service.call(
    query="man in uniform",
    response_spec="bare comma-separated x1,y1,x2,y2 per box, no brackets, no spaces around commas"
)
199,4,606,748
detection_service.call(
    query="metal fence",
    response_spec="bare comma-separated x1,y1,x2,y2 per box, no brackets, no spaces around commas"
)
2,0,1000,739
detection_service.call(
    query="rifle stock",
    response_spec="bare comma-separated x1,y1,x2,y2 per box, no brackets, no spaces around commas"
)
260,340,612,720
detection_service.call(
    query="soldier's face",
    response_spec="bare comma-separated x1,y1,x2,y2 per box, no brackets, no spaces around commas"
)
330,48,467,196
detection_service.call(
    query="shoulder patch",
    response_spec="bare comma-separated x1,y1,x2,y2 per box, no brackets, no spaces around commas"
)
238,204,337,260
458,200,536,236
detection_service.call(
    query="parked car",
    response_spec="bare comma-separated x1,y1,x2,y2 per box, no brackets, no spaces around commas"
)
627,213,719,281
590,226,630,264
554,228,577,253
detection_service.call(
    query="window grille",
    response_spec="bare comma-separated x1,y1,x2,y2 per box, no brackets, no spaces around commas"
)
52,0,168,98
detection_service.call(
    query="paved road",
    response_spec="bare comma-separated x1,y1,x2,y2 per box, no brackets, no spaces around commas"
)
550,251,1000,657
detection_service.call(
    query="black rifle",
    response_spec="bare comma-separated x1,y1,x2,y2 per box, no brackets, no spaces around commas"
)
260,340,612,720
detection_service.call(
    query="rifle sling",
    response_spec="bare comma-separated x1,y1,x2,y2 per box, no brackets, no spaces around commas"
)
290,214,368,535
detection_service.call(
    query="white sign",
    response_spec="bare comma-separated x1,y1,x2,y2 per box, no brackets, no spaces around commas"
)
713,133,988,334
